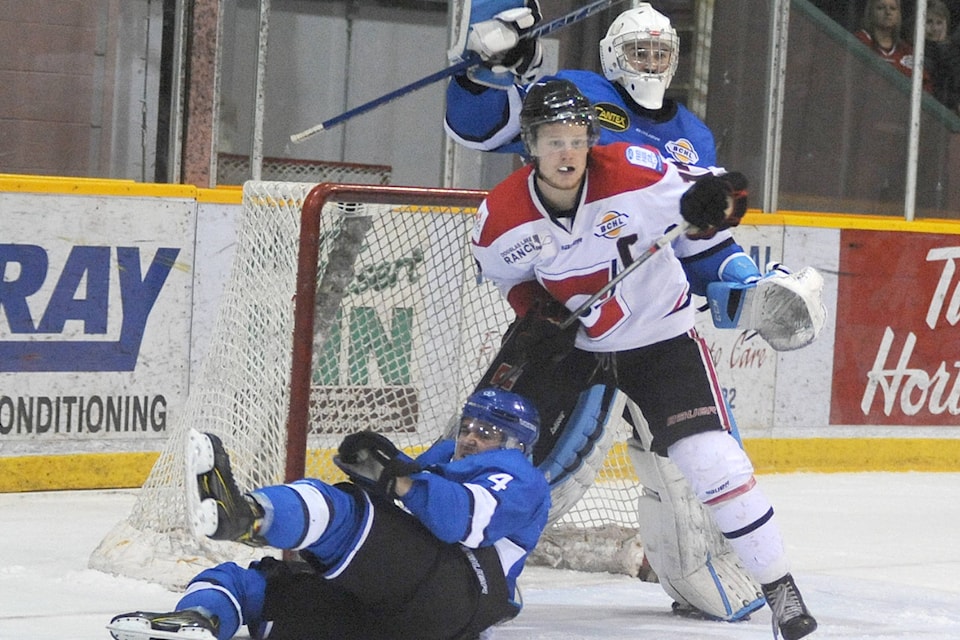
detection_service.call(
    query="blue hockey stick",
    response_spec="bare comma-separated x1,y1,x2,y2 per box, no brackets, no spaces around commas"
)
290,0,628,142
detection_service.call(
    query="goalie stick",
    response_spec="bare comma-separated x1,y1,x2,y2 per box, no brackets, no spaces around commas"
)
290,0,629,142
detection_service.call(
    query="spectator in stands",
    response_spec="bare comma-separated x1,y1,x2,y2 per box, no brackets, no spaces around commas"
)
854,0,933,92
924,0,960,113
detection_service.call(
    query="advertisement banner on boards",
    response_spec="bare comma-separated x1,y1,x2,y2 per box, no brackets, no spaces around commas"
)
831,229,960,425
692,225,785,432
0,192,195,449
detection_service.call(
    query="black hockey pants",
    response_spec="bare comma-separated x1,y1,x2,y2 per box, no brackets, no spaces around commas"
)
255,486,518,640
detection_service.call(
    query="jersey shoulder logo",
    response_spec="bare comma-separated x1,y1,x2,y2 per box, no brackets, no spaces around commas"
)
624,145,663,172
594,103,629,132
499,234,543,265
664,138,700,165
471,207,489,244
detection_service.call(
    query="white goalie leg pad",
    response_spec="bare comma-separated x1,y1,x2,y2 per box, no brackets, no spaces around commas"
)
706,266,827,351
538,385,623,526
627,409,763,620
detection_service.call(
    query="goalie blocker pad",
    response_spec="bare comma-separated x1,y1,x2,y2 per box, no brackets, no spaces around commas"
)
448,0,530,62
626,438,765,621
707,266,827,351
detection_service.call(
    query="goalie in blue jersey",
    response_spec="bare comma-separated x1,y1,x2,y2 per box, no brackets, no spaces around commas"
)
445,1,716,167
108,387,550,640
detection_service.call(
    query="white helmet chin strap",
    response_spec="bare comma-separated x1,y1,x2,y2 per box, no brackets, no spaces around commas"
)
622,75,669,110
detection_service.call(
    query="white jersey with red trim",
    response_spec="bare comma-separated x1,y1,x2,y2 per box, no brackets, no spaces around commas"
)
471,142,732,353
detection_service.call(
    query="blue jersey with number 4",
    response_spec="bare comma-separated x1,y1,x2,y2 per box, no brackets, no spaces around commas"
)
402,439,550,600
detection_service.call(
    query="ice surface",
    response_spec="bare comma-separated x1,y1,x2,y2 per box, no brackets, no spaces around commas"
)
3,472,959,639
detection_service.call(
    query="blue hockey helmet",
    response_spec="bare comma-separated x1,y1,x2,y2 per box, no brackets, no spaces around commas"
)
460,387,540,453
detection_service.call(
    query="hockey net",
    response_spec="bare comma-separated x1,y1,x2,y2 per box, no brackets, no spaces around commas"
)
215,154,392,186
89,182,643,589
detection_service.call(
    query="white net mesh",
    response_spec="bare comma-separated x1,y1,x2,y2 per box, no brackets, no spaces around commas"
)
89,182,645,589
215,155,391,186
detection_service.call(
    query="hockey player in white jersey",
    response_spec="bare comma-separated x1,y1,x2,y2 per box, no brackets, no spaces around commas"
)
451,0,828,626
445,1,716,167
108,387,550,640
470,78,818,640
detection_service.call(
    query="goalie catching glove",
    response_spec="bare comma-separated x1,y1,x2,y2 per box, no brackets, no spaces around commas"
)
707,264,827,351
680,172,749,240
452,0,544,89
334,430,422,498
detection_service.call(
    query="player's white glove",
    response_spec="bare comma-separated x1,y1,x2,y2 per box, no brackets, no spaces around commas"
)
466,7,537,59
460,2,543,89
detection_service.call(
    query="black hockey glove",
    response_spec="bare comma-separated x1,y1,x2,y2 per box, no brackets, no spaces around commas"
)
334,430,421,498
680,172,749,239
512,298,578,366
474,296,577,391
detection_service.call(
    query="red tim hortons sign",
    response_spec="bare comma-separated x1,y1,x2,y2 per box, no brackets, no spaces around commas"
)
831,229,960,425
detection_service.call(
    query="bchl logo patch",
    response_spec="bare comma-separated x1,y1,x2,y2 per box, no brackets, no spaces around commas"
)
664,138,700,165
594,103,629,132
594,211,629,239
624,145,663,171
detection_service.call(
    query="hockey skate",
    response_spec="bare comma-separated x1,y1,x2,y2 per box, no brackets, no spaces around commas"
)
186,429,265,545
762,573,818,640
107,609,218,640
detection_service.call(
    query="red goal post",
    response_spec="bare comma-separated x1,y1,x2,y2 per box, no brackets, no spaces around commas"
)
285,183,488,483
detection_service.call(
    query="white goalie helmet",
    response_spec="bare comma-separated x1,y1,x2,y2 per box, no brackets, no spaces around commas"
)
599,3,679,109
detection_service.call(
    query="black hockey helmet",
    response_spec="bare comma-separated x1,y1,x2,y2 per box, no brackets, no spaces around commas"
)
519,78,600,157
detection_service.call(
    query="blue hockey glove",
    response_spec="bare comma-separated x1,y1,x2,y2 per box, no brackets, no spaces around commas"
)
462,1,543,89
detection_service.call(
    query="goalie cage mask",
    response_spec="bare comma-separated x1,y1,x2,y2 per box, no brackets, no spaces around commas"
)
599,3,679,110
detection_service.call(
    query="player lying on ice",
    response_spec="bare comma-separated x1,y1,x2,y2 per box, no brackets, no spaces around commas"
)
469,77,821,640
108,387,550,640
